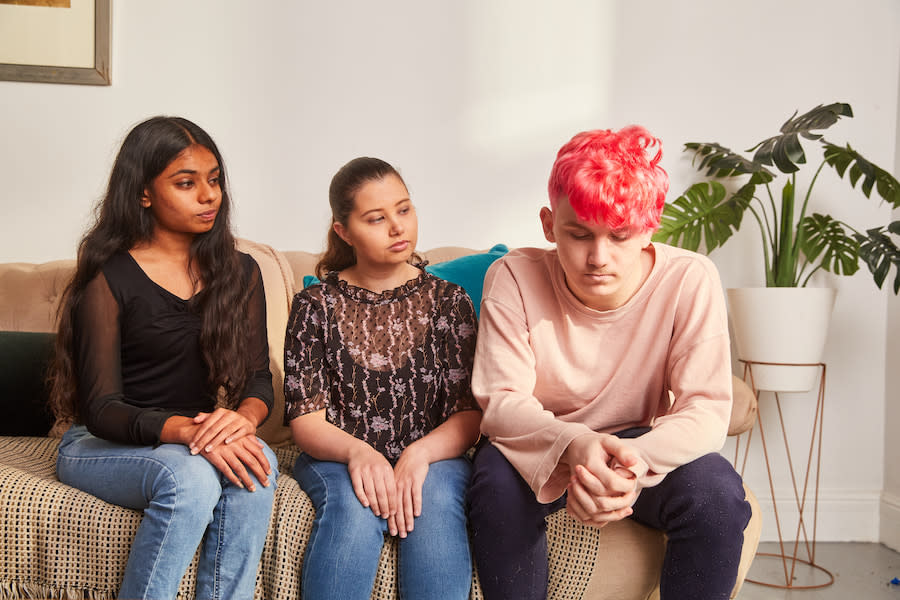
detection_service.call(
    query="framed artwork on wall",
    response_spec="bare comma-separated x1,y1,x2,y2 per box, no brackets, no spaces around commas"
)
0,0,110,85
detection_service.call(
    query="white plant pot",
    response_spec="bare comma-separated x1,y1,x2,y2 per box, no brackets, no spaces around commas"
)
726,287,836,392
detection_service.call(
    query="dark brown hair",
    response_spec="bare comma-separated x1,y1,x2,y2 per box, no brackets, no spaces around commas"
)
315,156,411,279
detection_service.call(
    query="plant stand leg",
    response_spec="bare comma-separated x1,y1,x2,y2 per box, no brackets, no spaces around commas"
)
736,361,835,590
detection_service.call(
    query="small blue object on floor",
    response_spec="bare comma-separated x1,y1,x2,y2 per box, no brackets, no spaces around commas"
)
890,577,899,585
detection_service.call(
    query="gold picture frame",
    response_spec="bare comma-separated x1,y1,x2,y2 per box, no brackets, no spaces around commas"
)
0,0,110,85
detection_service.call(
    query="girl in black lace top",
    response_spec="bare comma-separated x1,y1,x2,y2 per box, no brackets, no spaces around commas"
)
284,157,481,599
50,117,277,600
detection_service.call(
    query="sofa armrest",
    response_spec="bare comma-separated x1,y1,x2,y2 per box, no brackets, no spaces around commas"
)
728,375,757,436
235,239,297,447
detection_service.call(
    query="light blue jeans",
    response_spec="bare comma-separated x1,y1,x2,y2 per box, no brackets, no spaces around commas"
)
294,452,472,600
57,425,278,600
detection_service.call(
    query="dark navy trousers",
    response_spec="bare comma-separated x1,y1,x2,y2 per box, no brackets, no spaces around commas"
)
466,429,752,600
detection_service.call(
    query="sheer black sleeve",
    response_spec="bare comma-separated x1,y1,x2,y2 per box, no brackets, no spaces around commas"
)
238,255,274,418
74,272,176,445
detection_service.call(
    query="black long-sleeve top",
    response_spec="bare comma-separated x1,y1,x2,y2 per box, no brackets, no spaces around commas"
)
73,251,273,445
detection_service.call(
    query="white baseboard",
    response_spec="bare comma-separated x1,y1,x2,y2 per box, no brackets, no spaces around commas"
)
753,489,881,542
880,492,900,551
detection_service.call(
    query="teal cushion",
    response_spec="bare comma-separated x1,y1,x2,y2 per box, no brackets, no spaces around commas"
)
425,244,508,316
0,331,56,436
302,244,509,317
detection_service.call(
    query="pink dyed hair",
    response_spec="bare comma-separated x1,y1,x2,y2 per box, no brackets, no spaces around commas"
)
547,125,669,232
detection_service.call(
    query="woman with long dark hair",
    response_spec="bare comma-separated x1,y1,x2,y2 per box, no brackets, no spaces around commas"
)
284,157,481,599
50,116,277,600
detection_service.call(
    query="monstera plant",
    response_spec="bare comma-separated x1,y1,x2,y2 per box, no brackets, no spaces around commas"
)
653,102,900,293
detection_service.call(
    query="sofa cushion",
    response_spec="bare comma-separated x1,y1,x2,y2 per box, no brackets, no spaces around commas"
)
0,260,74,332
302,244,509,317
0,331,56,436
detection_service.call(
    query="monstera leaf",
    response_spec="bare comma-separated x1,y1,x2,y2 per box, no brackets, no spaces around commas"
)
653,182,742,252
823,143,900,208
798,214,859,277
750,102,853,173
684,142,774,180
856,222,900,293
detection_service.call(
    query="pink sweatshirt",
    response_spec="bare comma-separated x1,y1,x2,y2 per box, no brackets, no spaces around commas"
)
472,244,732,503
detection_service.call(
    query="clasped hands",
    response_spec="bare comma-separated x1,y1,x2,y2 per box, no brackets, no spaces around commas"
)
186,406,273,492
347,441,430,539
562,433,640,528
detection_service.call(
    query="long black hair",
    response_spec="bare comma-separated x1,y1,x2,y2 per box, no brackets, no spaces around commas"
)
50,116,253,423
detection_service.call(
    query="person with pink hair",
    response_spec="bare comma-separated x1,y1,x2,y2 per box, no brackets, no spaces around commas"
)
466,125,751,599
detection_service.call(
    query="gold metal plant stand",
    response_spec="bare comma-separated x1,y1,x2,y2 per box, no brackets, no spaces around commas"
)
733,360,835,590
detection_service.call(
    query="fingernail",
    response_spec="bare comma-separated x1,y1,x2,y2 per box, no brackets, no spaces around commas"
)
190,446,198,455
205,445,212,452
248,485,256,492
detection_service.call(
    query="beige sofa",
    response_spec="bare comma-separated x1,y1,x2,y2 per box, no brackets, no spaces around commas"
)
0,239,761,600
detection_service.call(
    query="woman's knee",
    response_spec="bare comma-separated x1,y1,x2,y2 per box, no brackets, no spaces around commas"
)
421,458,470,516
295,455,384,530
56,430,221,516
249,441,279,499
145,448,223,516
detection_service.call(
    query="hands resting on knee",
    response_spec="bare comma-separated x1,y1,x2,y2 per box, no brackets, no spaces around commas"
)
561,433,640,528
160,403,273,492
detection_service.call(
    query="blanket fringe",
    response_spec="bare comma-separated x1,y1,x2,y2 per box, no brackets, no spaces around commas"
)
0,580,115,599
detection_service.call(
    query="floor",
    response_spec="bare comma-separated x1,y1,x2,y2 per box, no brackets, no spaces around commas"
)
736,542,900,599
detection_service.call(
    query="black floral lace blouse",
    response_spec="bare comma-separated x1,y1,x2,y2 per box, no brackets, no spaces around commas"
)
283,269,479,462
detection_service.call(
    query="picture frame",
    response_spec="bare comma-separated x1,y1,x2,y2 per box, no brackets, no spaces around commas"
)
0,0,110,85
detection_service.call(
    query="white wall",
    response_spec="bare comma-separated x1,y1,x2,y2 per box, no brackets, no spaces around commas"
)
882,62,900,552
1,0,898,542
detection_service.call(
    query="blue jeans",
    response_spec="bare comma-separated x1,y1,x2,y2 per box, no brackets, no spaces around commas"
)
467,431,752,600
57,425,278,600
293,453,473,600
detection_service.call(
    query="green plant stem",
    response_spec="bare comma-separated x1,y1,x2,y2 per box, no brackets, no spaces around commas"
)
800,161,827,221
775,178,797,286
764,182,778,259
753,193,776,261
746,203,774,285
840,220,864,237
800,264,824,287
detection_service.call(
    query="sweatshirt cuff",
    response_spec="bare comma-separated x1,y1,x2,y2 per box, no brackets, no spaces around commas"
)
531,425,594,503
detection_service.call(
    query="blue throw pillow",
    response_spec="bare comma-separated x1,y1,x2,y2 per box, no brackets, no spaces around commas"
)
425,244,508,316
302,244,509,317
